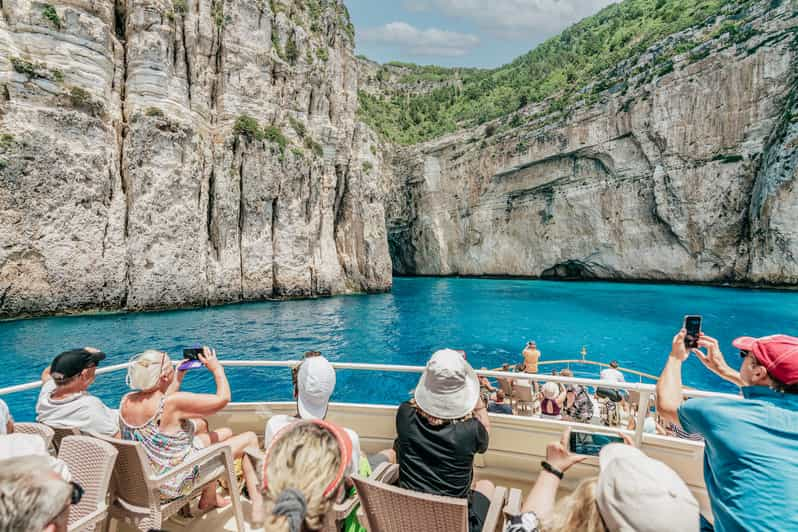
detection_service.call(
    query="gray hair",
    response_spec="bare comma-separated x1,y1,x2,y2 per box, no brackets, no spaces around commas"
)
0,456,72,531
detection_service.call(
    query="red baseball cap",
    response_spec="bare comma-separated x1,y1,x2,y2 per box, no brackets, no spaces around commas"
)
732,335,798,385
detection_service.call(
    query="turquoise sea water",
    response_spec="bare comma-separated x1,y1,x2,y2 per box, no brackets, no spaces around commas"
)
2,278,797,421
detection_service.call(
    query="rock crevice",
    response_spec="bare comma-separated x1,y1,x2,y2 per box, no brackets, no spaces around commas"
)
0,0,391,319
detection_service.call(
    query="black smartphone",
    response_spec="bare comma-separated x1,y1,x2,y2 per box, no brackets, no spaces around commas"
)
684,315,702,349
183,347,203,360
568,430,625,456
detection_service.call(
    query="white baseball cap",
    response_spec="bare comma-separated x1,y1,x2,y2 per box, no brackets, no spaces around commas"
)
296,356,336,420
596,444,700,532
414,349,480,419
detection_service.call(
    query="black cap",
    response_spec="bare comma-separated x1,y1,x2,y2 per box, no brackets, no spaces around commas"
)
50,348,106,381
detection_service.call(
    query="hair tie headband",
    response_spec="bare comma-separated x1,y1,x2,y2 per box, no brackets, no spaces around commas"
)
262,419,352,499
272,488,307,532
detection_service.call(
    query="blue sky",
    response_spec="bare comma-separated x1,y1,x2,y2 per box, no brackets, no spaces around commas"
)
346,0,619,69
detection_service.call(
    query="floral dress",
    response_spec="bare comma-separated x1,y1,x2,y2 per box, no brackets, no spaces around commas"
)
120,395,202,501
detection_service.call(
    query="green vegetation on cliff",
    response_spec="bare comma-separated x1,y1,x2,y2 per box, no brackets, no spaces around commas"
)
358,0,760,145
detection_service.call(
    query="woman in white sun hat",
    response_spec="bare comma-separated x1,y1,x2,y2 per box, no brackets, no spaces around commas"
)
395,349,495,532
505,427,700,532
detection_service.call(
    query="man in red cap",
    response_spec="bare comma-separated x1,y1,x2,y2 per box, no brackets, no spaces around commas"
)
656,331,798,532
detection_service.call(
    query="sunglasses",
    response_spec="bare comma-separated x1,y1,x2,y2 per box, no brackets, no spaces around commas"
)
70,481,84,505
740,350,750,359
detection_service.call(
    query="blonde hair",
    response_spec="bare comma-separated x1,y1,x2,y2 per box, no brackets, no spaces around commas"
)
544,477,606,532
542,381,560,399
264,422,344,531
126,350,169,391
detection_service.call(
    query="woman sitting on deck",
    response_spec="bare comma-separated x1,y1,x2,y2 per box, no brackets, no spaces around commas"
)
119,348,263,522
539,382,566,419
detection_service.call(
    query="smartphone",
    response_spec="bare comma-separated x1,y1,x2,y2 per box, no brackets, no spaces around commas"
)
568,430,625,456
684,315,702,349
182,347,203,360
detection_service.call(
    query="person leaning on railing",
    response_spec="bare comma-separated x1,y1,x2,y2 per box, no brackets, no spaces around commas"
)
505,427,699,532
656,331,798,532
0,455,84,532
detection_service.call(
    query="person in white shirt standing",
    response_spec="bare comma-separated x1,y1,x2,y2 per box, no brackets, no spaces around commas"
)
598,360,630,419
600,360,626,383
0,398,13,434
36,347,120,437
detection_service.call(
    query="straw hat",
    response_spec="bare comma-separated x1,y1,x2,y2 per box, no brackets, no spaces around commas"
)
414,349,480,419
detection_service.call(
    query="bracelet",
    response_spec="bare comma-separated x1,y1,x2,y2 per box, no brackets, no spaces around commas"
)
540,460,564,480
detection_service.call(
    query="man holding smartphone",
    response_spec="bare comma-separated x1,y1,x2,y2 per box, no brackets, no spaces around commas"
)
656,330,798,532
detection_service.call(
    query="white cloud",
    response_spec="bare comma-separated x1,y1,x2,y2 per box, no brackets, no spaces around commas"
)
360,21,481,57
403,0,618,38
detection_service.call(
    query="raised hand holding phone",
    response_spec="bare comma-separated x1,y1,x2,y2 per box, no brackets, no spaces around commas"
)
178,346,207,371
198,346,222,373
547,427,589,472
683,315,702,349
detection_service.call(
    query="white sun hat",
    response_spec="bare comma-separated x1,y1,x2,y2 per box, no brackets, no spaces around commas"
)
414,349,480,420
296,355,336,420
596,443,700,532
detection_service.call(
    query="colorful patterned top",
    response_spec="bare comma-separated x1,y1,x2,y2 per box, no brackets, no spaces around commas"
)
120,395,200,501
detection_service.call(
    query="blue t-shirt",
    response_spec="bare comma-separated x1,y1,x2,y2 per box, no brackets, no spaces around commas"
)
678,387,798,532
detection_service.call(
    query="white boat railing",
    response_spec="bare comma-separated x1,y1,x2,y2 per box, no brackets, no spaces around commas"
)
0,359,739,447
0,359,739,399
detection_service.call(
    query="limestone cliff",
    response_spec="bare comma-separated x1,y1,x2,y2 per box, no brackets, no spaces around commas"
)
376,2,798,285
0,0,391,318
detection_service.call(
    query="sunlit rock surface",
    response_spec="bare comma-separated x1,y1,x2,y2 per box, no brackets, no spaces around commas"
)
378,2,798,285
0,0,390,318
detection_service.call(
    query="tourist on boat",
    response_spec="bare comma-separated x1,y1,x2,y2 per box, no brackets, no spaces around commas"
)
539,382,565,419
488,389,513,414
479,367,498,402
262,419,352,532
119,348,263,521
395,348,495,532
0,398,12,434
0,431,71,481
656,331,798,531
505,427,699,531
625,404,665,435
523,341,541,373
0,456,83,532
562,383,593,424
264,352,365,475
35,347,120,437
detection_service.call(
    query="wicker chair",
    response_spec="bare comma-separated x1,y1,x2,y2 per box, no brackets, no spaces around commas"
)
353,464,508,532
495,378,516,412
57,435,118,532
513,383,538,416
43,425,82,453
13,422,55,451
502,488,524,524
92,433,245,531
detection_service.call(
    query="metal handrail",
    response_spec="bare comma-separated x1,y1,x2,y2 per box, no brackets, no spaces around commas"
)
0,359,731,450
535,359,662,383
0,359,738,400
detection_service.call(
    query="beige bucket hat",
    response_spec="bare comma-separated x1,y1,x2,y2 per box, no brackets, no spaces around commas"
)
414,349,480,419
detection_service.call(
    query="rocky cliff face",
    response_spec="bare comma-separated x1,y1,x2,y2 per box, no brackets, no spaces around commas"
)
378,2,798,286
0,0,391,318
